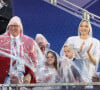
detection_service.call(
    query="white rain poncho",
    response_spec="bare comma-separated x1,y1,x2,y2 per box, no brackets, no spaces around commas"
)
35,33,50,67
64,20,100,81
60,43,90,84
35,50,61,90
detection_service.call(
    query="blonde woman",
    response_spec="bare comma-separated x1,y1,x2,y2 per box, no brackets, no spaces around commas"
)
64,20,100,82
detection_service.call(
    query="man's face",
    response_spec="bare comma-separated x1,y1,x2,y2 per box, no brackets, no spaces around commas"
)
9,22,21,37
38,42,46,53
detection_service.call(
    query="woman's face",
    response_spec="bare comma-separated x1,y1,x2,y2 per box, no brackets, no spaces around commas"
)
9,22,21,37
46,52,55,65
79,21,90,36
64,46,74,59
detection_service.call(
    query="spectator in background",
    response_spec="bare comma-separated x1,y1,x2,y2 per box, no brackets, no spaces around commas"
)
35,33,50,54
35,33,50,67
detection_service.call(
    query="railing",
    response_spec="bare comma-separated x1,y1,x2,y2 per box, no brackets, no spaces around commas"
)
43,0,100,27
0,82,100,90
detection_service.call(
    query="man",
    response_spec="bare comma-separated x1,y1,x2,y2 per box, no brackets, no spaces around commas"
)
0,16,37,85
35,33,50,67
35,33,50,54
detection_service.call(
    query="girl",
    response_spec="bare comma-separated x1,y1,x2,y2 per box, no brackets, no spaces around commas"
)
35,50,60,90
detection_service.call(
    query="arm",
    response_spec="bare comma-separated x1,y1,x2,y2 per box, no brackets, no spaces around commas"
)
29,40,37,66
24,65,36,84
87,43,99,65
77,41,99,65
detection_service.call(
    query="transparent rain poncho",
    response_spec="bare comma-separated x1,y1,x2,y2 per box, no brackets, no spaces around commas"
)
35,50,61,90
35,33,50,68
60,43,90,84
36,49,60,82
63,20,100,81
35,34,50,49
0,16,44,85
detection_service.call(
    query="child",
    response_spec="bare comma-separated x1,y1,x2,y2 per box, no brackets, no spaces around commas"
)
60,44,90,87
35,50,60,89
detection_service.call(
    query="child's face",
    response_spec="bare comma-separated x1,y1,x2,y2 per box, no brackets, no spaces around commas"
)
46,52,55,65
64,46,74,59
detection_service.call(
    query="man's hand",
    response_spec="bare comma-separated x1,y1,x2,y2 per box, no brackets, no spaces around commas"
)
10,74,19,84
23,74,32,83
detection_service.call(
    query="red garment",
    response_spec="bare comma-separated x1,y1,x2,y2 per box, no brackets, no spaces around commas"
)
0,34,36,84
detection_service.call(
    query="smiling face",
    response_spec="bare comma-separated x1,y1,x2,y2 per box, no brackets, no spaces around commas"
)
46,52,56,65
79,21,90,36
8,22,21,37
46,51,57,70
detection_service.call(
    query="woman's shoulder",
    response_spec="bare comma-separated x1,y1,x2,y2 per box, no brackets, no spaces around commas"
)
90,37,99,43
67,36,79,40
66,36,79,43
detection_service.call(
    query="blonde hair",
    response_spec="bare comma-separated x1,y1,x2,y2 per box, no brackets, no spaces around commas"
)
78,19,92,37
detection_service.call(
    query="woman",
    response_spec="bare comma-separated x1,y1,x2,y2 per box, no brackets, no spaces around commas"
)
64,19,100,82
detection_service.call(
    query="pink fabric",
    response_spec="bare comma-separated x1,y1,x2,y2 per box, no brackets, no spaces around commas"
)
0,34,37,84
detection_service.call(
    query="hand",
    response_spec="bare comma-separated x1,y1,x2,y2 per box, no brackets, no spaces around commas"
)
78,42,85,54
10,73,23,90
10,74,19,84
87,43,93,54
23,74,31,83
44,74,52,82
87,43,96,65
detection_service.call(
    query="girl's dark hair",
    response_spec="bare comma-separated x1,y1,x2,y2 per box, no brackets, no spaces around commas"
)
46,51,58,70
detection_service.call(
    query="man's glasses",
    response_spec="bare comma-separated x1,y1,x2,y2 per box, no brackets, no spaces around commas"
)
9,25,19,28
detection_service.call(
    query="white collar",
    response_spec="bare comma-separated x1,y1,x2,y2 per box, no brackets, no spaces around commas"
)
10,35,20,40
63,56,74,61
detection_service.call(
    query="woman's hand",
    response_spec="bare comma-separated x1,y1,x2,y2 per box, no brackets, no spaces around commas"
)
87,43,96,65
78,42,85,54
87,43,93,54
